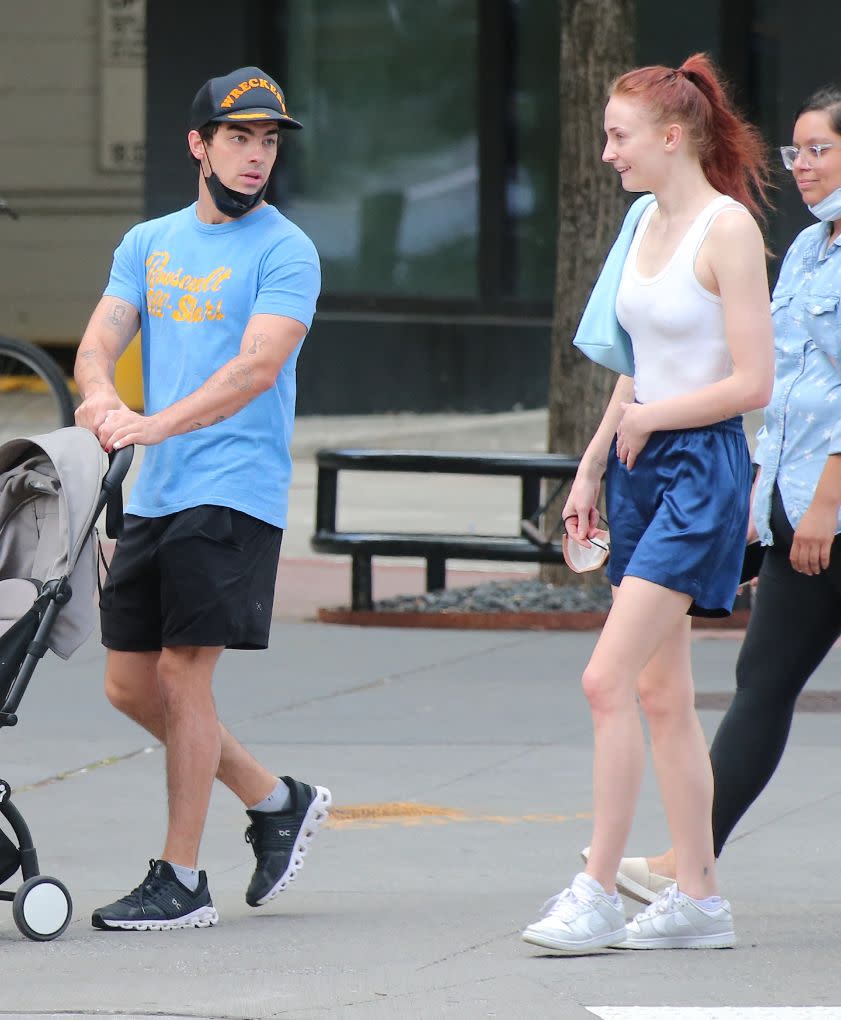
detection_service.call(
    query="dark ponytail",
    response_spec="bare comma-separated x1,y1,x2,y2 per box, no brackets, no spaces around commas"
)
796,85,841,134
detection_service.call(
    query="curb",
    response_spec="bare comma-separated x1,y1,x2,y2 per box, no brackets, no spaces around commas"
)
316,608,752,631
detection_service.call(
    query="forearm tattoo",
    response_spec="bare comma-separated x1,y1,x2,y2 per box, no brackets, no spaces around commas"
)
189,415,226,431
78,345,108,390
225,366,255,392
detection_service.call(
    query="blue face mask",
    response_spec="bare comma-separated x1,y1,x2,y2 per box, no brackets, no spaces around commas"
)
808,186,841,222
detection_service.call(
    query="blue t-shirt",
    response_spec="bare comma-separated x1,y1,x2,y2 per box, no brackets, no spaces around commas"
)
103,202,320,528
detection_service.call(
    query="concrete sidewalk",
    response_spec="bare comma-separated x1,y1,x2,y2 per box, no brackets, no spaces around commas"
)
2,620,841,1018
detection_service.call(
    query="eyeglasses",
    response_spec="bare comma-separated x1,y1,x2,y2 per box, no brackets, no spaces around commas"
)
779,143,838,170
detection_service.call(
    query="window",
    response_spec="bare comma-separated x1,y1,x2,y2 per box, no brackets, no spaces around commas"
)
505,0,559,299
278,1,479,298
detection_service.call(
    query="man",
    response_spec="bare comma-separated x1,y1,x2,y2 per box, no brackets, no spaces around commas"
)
75,67,330,931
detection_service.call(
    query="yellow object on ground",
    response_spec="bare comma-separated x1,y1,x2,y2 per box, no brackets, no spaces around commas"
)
115,333,144,410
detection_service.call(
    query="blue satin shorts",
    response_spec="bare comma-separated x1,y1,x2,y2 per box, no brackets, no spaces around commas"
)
605,416,750,617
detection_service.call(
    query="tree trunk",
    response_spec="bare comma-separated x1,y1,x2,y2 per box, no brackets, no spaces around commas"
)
542,0,635,586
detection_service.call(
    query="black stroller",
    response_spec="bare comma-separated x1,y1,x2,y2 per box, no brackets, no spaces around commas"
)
0,427,132,940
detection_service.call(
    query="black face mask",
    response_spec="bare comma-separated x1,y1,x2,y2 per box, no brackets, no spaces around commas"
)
202,151,269,219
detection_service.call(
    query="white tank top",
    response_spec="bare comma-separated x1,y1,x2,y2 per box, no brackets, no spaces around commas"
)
615,194,750,404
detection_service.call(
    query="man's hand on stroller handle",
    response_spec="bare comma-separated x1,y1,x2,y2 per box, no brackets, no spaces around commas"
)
75,388,126,436
97,406,167,452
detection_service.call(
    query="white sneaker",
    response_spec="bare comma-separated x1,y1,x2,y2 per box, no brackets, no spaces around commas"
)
580,845,673,905
618,883,736,949
522,872,627,954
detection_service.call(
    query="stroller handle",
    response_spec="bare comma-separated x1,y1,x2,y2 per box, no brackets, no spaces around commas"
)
102,445,134,494
98,445,135,538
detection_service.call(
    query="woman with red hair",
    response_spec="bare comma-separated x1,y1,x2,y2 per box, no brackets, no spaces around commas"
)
582,80,841,932
522,54,774,954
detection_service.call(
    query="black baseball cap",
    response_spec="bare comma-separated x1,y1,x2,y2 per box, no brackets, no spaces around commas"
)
189,66,303,131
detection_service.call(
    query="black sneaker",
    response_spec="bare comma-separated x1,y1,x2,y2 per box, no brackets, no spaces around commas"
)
91,859,219,931
245,776,331,907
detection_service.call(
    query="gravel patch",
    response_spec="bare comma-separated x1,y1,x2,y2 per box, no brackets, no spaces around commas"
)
372,578,613,614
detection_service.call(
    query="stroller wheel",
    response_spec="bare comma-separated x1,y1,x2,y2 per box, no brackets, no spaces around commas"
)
12,876,72,941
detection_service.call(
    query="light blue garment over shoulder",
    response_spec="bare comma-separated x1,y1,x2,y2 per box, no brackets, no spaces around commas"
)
572,193,656,375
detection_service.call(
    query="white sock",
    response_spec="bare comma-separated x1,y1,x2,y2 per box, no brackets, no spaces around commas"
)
167,861,200,892
688,893,723,910
248,778,292,814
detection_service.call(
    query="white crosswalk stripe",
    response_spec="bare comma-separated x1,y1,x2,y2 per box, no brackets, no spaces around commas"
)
587,1010,841,1019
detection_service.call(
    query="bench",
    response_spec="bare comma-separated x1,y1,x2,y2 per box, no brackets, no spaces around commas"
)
310,448,580,610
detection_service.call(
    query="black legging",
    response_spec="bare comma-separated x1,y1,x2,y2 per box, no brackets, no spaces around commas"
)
710,485,841,857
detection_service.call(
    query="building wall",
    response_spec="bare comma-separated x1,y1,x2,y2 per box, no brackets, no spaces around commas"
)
0,0,143,347
3,0,841,412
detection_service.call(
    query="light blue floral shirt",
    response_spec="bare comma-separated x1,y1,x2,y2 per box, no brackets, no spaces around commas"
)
753,222,841,545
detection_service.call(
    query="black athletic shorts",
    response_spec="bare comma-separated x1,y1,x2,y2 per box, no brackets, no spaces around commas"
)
100,505,283,651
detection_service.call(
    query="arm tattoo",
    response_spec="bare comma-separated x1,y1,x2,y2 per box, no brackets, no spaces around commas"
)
106,303,127,329
247,332,268,355
80,350,97,361
190,415,226,431
225,366,255,392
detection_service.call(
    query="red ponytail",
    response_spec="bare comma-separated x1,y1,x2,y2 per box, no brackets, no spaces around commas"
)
611,53,772,220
